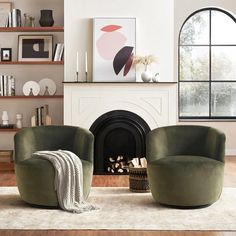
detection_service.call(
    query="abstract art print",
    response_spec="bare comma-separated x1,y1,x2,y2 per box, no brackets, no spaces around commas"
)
93,18,136,82
18,35,53,62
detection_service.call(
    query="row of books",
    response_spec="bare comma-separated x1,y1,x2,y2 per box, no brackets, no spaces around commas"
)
6,9,22,27
0,75,16,96
53,43,64,61
0,150,13,163
31,104,52,127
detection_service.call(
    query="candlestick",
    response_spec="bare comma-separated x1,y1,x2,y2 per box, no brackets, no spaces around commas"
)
85,51,88,73
76,51,79,73
76,71,79,82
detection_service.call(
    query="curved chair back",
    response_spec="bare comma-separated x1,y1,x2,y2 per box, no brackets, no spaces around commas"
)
146,125,225,163
14,125,94,164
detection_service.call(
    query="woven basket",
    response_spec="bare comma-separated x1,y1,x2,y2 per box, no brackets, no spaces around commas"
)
129,167,150,193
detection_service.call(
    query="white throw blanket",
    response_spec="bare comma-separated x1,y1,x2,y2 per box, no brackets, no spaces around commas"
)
33,150,98,214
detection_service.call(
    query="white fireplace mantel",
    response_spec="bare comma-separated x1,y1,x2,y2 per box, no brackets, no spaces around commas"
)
64,83,177,130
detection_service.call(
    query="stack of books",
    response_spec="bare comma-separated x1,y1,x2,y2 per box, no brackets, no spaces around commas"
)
31,104,52,127
53,43,64,61
6,9,22,27
0,75,15,96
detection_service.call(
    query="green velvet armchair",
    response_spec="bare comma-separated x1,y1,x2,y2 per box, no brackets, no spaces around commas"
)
146,125,225,207
14,125,94,207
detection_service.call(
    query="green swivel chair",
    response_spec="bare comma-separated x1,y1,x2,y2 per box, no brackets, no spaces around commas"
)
14,125,94,207
146,125,225,207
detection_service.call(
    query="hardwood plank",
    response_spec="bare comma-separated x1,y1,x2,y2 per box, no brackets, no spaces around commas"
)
0,230,235,236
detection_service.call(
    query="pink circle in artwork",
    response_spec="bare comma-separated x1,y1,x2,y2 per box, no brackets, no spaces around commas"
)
96,31,127,60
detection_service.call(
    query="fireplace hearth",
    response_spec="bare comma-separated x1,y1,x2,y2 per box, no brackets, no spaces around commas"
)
90,110,150,175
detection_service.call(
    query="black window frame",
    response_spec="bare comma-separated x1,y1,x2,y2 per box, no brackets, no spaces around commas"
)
178,7,236,120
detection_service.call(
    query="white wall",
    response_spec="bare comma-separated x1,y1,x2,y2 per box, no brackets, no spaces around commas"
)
175,0,236,153
64,0,174,82
64,0,236,153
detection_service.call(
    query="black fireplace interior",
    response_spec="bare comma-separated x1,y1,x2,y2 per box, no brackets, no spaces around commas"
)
89,110,150,174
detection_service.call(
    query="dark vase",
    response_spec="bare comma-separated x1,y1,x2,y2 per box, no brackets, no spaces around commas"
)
39,10,54,27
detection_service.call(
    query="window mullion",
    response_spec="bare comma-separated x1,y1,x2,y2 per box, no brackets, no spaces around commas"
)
209,10,212,118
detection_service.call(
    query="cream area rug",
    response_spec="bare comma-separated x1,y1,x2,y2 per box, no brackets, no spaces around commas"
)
0,187,236,230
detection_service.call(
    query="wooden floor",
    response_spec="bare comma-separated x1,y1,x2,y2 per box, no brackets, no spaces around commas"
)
0,156,236,236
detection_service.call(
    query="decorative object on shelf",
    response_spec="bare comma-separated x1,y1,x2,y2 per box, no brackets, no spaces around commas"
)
11,8,21,27
38,78,56,96
133,54,157,83
18,35,53,62
39,10,54,27
15,113,23,129
31,104,51,127
0,48,12,61
53,43,64,61
0,2,12,27
0,75,15,96
24,13,35,27
85,51,88,82
2,111,9,125
93,17,136,82
152,72,160,82
76,51,79,82
141,68,152,82
23,81,40,96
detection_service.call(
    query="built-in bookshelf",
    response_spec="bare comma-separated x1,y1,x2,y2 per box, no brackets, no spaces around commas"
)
0,0,64,151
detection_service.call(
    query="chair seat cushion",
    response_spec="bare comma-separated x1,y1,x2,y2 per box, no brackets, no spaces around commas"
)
149,155,223,170
147,155,224,206
15,156,93,206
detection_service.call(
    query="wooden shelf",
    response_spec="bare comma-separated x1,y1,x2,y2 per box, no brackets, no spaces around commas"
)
0,128,20,132
0,95,63,99
0,61,64,65
0,26,64,32
63,81,178,84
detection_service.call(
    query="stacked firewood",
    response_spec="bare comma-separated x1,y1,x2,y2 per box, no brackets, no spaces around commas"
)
106,156,128,173
106,156,148,173
128,157,147,168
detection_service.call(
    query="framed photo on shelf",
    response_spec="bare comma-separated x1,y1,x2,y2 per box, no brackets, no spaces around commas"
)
0,2,12,27
93,17,136,82
18,35,53,62
1,48,12,61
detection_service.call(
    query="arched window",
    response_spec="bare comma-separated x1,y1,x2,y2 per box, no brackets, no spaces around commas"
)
179,8,236,119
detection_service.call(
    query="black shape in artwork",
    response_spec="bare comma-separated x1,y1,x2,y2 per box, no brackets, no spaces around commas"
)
22,39,49,58
113,46,134,76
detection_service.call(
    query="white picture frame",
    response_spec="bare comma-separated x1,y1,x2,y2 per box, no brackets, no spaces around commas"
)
93,17,136,82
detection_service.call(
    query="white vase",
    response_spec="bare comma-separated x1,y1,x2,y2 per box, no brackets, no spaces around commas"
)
2,111,9,125
141,66,152,82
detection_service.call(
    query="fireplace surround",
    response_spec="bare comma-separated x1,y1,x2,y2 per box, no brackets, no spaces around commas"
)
64,82,177,174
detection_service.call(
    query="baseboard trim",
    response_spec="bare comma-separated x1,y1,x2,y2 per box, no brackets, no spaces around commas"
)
226,149,236,156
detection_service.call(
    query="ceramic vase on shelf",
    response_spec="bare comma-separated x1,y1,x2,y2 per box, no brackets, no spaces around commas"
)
16,114,23,129
39,10,54,27
141,65,152,82
2,111,9,125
